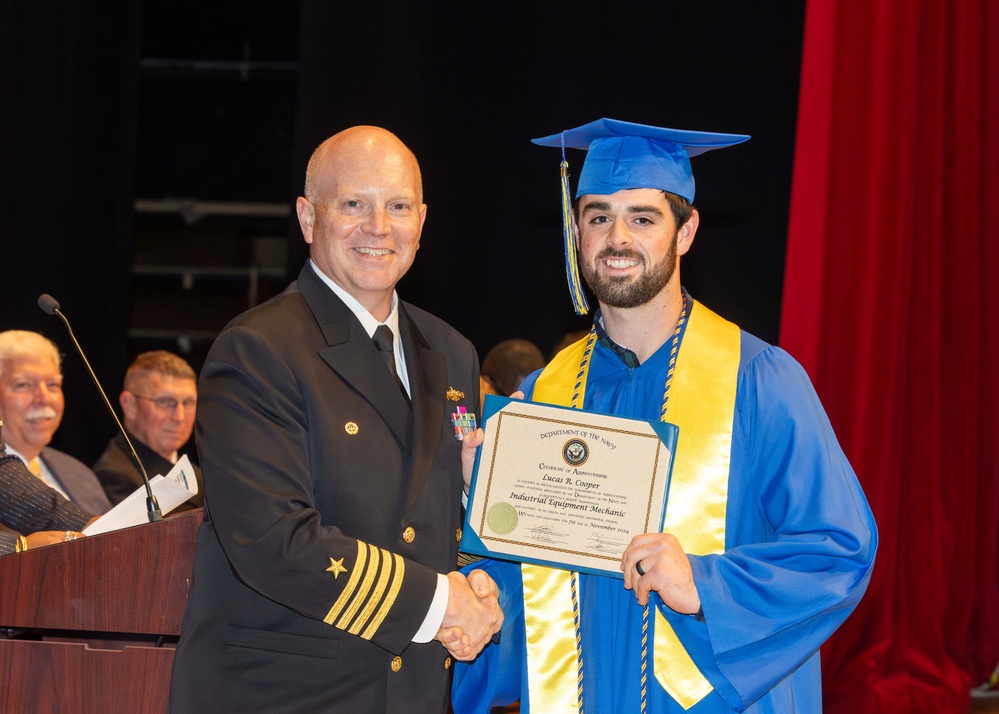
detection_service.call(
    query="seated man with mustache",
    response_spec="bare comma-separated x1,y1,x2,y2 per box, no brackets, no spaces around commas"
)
0,330,111,515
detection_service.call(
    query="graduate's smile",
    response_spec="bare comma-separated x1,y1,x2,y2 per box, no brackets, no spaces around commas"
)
601,253,643,273
597,249,645,278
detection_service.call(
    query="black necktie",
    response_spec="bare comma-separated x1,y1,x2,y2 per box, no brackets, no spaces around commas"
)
372,324,408,401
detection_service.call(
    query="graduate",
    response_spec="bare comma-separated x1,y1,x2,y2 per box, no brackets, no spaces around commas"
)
452,118,878,713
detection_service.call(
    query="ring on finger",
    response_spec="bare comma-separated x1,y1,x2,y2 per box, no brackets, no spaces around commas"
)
636,560,646,576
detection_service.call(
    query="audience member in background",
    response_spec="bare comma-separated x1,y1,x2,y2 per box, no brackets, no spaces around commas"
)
478,374,497,413
0,330,111,515
93,350,203,511
480,338,545,398
0,424,90,554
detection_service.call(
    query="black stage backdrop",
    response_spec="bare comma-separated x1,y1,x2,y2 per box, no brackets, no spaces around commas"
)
1,1,804,465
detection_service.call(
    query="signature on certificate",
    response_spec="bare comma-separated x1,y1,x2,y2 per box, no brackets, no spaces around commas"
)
586,532,629,554
528,525,568,545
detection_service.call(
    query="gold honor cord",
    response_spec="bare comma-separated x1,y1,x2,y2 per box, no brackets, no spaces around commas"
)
526,301,741,710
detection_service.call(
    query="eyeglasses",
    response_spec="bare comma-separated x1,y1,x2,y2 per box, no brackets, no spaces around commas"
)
133,394,197,412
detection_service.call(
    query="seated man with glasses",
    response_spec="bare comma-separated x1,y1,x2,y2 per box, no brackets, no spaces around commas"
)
93,350,203,511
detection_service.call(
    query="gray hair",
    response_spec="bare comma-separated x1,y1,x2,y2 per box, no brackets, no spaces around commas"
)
0,331,61,377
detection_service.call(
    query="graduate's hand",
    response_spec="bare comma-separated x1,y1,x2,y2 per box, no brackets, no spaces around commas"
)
438,569,503,661
466,567,499,600
621,532,700,614
460,427,484,495
460,391,524,495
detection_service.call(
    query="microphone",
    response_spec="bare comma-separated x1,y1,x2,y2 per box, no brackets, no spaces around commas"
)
38,294,163,522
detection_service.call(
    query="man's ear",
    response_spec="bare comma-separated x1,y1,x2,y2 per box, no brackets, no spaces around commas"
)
413,203,427,252
296,197,316,244
120,391,137,423
677,209,700,257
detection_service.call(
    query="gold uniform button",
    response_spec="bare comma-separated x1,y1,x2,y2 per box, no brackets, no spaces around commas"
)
344,422,359,435
391,655,402,672
444,656,452,670
402,526,415,543
455,528,462,543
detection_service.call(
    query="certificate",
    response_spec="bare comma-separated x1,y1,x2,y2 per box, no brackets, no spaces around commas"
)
83,455,199,536
461,395,678,578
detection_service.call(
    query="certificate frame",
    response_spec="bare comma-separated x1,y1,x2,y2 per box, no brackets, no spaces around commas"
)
461,394,679,578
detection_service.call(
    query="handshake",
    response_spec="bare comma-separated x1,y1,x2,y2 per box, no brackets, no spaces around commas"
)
434,569,504,661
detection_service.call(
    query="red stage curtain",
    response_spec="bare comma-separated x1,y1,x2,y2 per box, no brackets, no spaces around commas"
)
781,1,999,712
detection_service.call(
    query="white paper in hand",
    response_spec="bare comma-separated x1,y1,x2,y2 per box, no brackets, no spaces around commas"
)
83,454,199,536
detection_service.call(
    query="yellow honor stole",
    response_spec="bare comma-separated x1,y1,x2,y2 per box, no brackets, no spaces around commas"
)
522,300,740,710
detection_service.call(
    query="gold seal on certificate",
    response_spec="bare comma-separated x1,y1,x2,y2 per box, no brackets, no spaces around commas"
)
486,503,518,534
461,395,679,577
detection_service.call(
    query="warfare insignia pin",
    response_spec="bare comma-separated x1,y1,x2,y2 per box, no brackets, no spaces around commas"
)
446,387,464,402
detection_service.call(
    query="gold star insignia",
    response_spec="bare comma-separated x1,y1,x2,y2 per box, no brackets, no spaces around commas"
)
446,387,464,402
326,557,348,579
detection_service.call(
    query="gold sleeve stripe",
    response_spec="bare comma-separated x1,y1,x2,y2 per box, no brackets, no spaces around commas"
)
337,545,380,630
362,553,405,640
350,548,395,636
324,541,368,625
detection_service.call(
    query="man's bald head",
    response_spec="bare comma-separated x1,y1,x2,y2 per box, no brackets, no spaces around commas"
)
304,126,424,204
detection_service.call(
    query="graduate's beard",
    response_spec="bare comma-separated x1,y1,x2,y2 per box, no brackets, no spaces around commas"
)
581,235,677,309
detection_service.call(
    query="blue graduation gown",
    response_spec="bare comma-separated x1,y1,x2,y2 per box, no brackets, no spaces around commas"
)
453,312,877,713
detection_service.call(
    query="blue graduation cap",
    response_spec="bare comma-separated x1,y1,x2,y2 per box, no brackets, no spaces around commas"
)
532,118,750,314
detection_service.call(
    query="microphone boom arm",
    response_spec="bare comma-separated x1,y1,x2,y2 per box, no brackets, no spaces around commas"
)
39,294,162,522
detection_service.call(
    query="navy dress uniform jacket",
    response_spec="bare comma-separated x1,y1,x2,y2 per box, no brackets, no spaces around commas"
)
169,264,479,713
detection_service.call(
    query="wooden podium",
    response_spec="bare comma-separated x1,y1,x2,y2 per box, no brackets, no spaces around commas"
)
0,509,203,714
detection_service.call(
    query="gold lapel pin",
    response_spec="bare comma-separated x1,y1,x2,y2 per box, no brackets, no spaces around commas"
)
446,387,464,402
